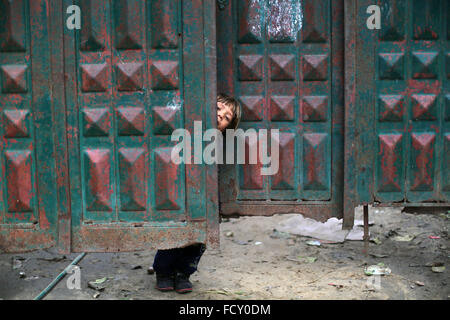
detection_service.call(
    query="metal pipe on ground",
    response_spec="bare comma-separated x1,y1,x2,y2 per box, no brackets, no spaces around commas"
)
33,252,87,300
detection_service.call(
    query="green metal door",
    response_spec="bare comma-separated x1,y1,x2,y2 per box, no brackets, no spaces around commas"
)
0,0,218,253
0,0,59,252
344,0,450,226
217,0,344,221
63,0,218,252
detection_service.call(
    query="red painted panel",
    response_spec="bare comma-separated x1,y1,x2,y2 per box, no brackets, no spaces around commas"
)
240,95,264,121
0,64,27,93
116,62,143,91
271,132,295,190
80,0,106,51
82,107,110,137
303,133,327,191
270,95,294,121
378,95,404,122
3,109,30,138
301,0,328,43
84,149,112,212
80,63,109,92
302,54,328,81
154,147,180,210
238,54,263,81
240,137,263,190
118,147,146,211
378,134,403,192
150,60,179,90
150,0,178,49
113,0,143,50
410,133,435,192
411,94,437,121
0,0,26,52
237,0,262,44
152,106,179,135
5,149,33,213
269,54,295,81
302,95,328,122
116,106,144,136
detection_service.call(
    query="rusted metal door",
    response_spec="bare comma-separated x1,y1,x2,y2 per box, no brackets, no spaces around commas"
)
217,0,344,221
0,0,60,252
0,0,218,253
343,0,450,227
63,0,218,252
345,0,450,225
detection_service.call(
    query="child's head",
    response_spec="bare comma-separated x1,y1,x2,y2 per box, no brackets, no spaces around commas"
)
217,93,241,132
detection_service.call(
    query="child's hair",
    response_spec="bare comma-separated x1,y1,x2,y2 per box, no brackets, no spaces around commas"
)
217,93,241,130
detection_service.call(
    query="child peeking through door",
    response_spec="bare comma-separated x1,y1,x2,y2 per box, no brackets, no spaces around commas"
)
152,93,241,293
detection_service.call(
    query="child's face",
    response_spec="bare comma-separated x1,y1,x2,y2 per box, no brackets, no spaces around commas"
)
217,101,234,132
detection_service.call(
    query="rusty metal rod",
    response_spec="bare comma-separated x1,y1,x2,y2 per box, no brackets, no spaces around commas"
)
363,205,369,255
33,252,86,300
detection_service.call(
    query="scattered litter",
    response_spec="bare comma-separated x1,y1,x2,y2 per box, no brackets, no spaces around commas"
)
225,231,234,238
277,214,350,242
131,265,142,270
392,234,415,242
12,257,24,270
415,281,425,286
254,241,262,246
305,257,317,263
94,277,107,284
19,271,26,279
147,267,154,275
319,240,339,244
439,213,450,220
328,283,344,289
232,239,249,245
371,237,382,245
385,228,401,238
203,288,233,296
93,292,101,299
88,281,106,291
24,276,39,281
287,239,296,246
428,236,440,239
345,219,374,240
345,228,367,241
88,277,108,291
364,263,391,276
306,240,321,246
369,253,389,258
270,229,291,239
286,256,317,264
120,289,131,297
431,263,445,273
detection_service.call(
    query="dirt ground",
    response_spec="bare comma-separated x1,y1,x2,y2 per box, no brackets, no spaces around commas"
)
0,206,448,300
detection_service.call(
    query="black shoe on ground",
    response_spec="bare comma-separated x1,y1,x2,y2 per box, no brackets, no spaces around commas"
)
156,273,175,291
175,273,192,293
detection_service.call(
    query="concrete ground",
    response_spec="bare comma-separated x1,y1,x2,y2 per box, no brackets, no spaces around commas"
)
0,206,448,300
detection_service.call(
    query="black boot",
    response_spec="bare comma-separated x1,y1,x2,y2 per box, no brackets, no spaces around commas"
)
175,273,192,293
155,273,175,291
